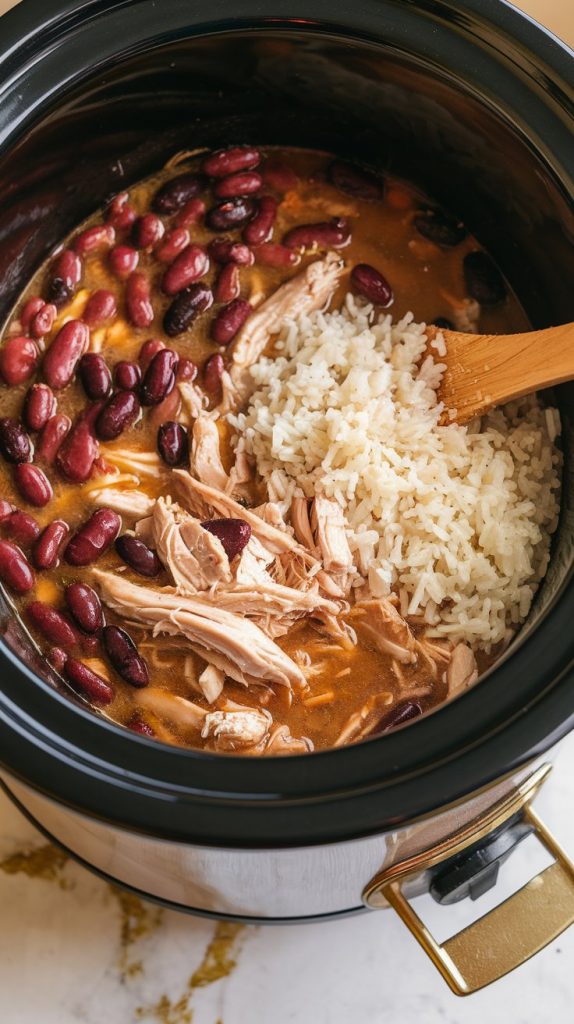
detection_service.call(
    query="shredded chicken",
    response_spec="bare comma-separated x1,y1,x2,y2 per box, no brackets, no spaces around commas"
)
291,496,316,551
353,599,417,664
446,642,478,697
197,663,226,704
334,693,394,747
178,380,207,421
201,707,272,751
265,724,314,755
136,688,206,731
151,497,231,591
99,447,164,478
90,487,154,519
191,417,230,491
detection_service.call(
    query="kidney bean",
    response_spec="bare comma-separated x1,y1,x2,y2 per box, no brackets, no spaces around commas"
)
202,518,251,560
254,242,300,269
175,197,206,227
23,384,56,433
207,197,256,232
13,464,53,507
433,317,454,330
0,500,15,522
20,297,45,331
0,418,32,464
351,263,394,307
149,385,181,429
211,298,251,345
203,352,224,394
96,390,141,441
414,209,467,248
43,319,90,390
56,416,99,483
48,647,67,673
157,421,189,466
0,336,40,386
284,217,351,249
214,170,263,199
214,263,240,304
176,358,197,383
128,716,155,737
78,353,112,400
106,191,137,231
0,540,35,593
242,195,277,246
115,534,161,577
38,413,71,464
65,582,104,634
327,160,383,199
65,508,121,566
126,272,154,328
46,249,82,306
140,349,178,406
103,624,149,688
377,700,423,734
31,303,57,339
4,511,40,545
83,290,117,328
32,519,69,570
261,159,298,192
74,223,115,255
155,227,190,263
109,244,139,279
162,245,210,296
203,146,260,178
464,251,506,305
138,338,165,373
133,213,165,249
114,360,141,391
64,657,114,704
163,283,213,337
207,238,254,266
26,601,79,647
152,172,206,215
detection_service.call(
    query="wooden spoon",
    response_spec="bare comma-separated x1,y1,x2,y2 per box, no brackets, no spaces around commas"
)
429,322,574,423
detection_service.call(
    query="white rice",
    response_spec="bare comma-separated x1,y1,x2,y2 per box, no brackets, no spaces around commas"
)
231,296,562,648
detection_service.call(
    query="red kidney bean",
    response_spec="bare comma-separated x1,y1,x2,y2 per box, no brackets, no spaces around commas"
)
414,209,467,248
149,385,181,428
327,160,383,199
96,390,141,441
64,657,114,704
203,352,224,394
163,283,213,337
74,224,115,255
32,519,69,570
56,416,99,483
65,508,121,566
176,358,197,383
202,146,260,178
4,510,41,546
78,353,112,400
207,197,256,232
377,700,422,734
20,297,45,331
103,624,149,688
207,238,254,266
128,716,155,737
254,242,301,269
201,518,251,560
133,213,165,249
351,263,394,307
46,249,82,306
261,158,298,192
139,338,165,373
31,303,57,339
106,191,137,231
65,582,104,634
48,646,67,673
464,250,506,305
114,360,141,391
81,632,101,656
0,418,32,463
155,227,190,263
126,272,154,328
43,319,90,390
0,336,40,386
38,413,71,464
23,384,56,433
211,298,251,345
140,349,178,406
214,170,263,198
214,263,240,304
242,195,277,246
175,197,206,227
157,421,189,466
152,172,206,215
115,534,161,577
0,540,35,593
83,289,117,327
0,500,15,522
284,217,351,249
13,464,53,507
162,245,210,295
109,244,139,279
26,601,79,648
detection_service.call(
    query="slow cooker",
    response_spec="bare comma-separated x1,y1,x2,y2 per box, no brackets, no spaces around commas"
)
0,0,573,996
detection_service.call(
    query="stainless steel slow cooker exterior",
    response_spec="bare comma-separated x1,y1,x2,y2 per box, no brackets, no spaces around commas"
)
0,0,573,994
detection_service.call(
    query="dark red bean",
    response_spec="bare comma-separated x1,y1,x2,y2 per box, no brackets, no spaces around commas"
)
64,657,114,705
163,283,213,337
115,534,161,577
74,224,115,255
20,297,45,331
157,421,189,466
114,360,141,391
43,319,90,390
155,227,190,263
261,159,298,193
65,581,104,634
79,353,112,400
327,160,383,200
214,263,240,304
0,336,40,386
202,146,260,178
149,387,181,428
242,195,277,246
0,539,35,592
109,245,139,279
414,210,467,248
214,170,263,198
65,508,121,566
46,249,82,307
211,298,251,345
255,242,300,268
56,416,99,483
203,353,224,394
140,349,178,406
128,716,155,737
207,238,254,266
138,338,165,373
175,198,206,228
4,511,41,546
13,464,53,507
284,217,351,249
377,700,422,734
103,624,149,688
96,390,141,441
201,518,252,560
0,500,15,522
23,384,56,433
351,263,393,307
162,245,210,296
133,213,165,249
126,272,154,328
106,191,137,231
48,646,67,673
38,414,71,464
31,303,57,339
26,601,79,648
176,358,197,382
464,251,506,305
32,520,69,570
0,418,32,464
207,197,256,232
152,172,206,215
